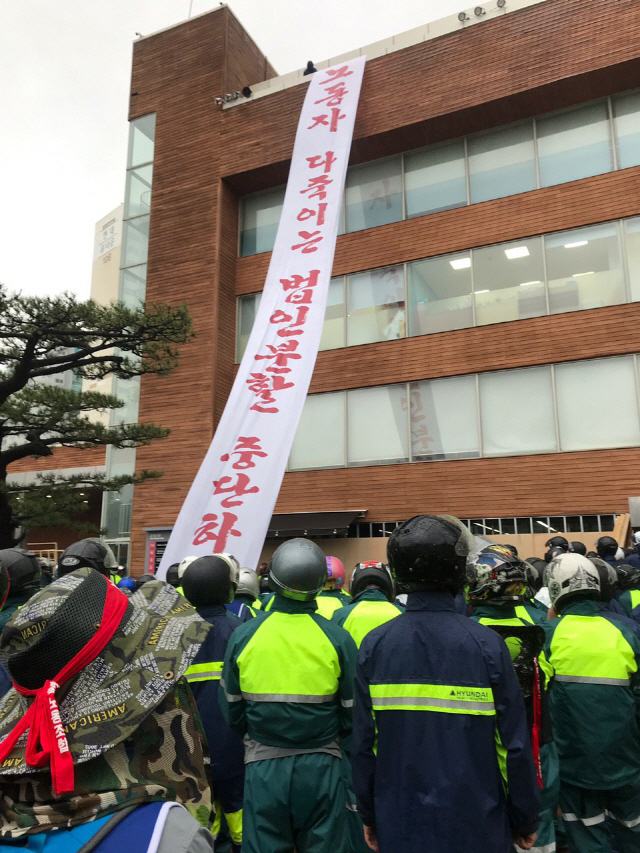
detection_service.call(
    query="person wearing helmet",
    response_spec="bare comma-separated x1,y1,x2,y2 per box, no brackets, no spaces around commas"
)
569,541,587,556
176,554,199,595
220,538,356,853
181,555,245,851
117,576,137,595
351,516,540,853
620,530,640,574
227,567,260,619
595,535,621,567
544,536,569,564
468,546,558,853
612,563,640,622
315,556,351,619
165,562,182,590
542,552,640,853
0,548,42,631
502,543,519,557
332,562,402,648
58,538,118,579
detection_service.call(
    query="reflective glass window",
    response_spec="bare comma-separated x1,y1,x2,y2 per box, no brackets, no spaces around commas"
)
122,216,149,268
320,278,346,351
111,376,141,425
474,237,546,326
613,91,640,169
345,157,402,232
410,375,479,460
240,187,285,257
236,293,262,362
289,392,345,470
347,385,409,465
120,265,147,307
479,367,556,455
404,140,466,218
347,265,405,346
124,165,153,218
408,252,473,335
468,123,536,203
128,114,156,168
624,217,640,302
555,357,640,451
537,102,613,187
545,222,625,314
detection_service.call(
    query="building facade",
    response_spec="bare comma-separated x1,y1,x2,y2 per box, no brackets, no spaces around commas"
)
16,0,640,569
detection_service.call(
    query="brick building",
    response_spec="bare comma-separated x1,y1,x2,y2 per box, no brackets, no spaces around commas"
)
14,0,640,570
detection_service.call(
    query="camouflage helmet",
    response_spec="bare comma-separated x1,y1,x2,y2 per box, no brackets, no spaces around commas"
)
0,567,208,778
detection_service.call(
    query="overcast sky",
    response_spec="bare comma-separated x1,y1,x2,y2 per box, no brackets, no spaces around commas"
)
1,0,463,300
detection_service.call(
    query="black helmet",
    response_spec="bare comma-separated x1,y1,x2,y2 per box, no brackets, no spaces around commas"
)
467,546,527,604
135,573,156,590
545,536,569,552
525,557,546,592
0,561,9,610
350,561,395,601
501,544,518,557
587,557,617,601
613,563,640,591
182,554,239,607
596,536,618,559
569,541,587,556
0,548,41,596
387,515,475,595
545,544,567,564
269,539,327,602
166,563,181,588
58,539,117,577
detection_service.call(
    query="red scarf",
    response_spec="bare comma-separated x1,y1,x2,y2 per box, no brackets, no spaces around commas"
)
0,582,128,796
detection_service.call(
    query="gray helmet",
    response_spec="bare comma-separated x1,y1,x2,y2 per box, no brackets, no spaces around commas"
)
58,538,117,578
269,538,327,601
237,568,260,600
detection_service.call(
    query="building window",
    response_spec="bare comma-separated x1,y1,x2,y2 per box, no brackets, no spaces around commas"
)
124,165,153,219
345,157,403,232
555,356,640,451
347,384,409,466
122,216,150,268
289,391,345,470
404,140,467,218
320,278,347,350
468,122,536,203
347,264,405,346
545,222,625,315
240,187,285,257
473,236,546,326
408,252,473,336
289,355,640,471
536,101,613,188
410,375,479,460
128,114,156,169
613,90,640,170
625,217,640,302
236,291,261,361
479,366,557,456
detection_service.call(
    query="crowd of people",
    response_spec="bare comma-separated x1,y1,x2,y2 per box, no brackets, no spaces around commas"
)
0,519,638,853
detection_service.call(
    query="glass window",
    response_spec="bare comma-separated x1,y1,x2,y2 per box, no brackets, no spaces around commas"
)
347,385,409,466
404,140,466,218
566,516,582,533
345,157,402,232
537,102,613,187
516,517,532,534
112,376,141,425
468,123,536,203
289,392,345,470
408,252,473,336
583,516,599,533
479,366,557,456
240,187,285,257
410,375,479,460
122,216,149,268
120,265,147,307
128,114,156,168
124,165,153,218
236,293,262,362
473,237,546,326
501,518,516,534
624,217,640,302
545,222,625,314
555,357,640,451
320,278,346,351
347,265,405,346
613,91,640,169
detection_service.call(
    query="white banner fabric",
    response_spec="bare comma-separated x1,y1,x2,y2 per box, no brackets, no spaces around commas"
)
157,56,366,577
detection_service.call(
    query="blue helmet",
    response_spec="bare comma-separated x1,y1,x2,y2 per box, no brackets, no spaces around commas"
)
117,577,136,592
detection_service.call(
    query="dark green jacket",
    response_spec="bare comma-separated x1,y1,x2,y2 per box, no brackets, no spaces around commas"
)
618,588,640,622
332,589,402,648
219,595,357,751
0,594,32,632
541,599,640,788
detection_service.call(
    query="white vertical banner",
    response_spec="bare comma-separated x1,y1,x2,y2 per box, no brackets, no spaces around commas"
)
158,57,366,577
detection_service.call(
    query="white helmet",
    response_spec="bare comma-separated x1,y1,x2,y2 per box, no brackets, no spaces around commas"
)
178,555,198,579
546,553,600,609
237,568,260,599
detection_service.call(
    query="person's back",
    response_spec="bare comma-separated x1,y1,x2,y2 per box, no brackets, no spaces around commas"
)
316,555,350,619
352,516,539,853
543,552,640,852
333,562,401,648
